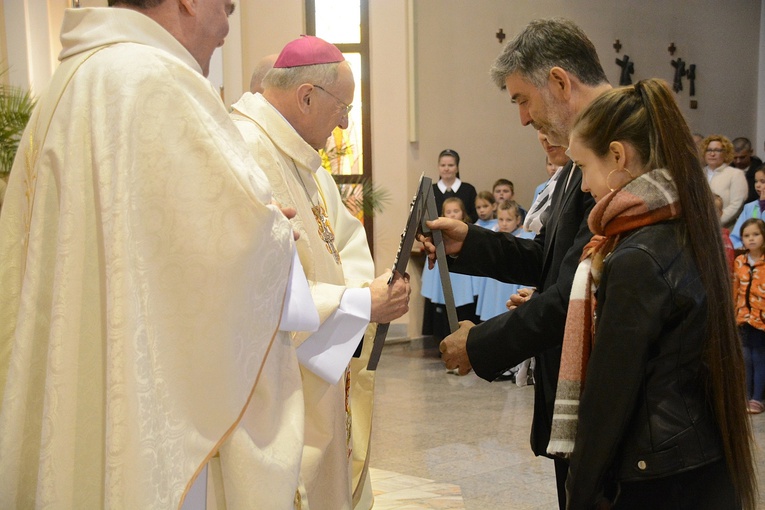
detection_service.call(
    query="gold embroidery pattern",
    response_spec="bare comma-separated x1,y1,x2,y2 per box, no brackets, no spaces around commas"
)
22,129,39,272
294,488,302,509
345,364,352,459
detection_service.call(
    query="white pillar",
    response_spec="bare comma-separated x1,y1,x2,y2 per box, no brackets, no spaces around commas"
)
2,0,64,93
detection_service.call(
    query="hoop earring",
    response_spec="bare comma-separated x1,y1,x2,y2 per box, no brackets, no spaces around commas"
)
606,168,636,192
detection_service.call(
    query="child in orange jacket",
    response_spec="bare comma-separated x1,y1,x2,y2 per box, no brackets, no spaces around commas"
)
733,218,765,414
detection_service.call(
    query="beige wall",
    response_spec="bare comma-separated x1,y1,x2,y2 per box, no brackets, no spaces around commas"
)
233,0,304,102
368,0,416,331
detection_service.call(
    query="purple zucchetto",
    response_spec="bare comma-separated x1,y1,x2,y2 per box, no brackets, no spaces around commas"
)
273,35,345,68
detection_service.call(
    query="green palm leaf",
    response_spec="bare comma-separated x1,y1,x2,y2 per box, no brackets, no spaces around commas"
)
334,175,390,218
0,83,35,174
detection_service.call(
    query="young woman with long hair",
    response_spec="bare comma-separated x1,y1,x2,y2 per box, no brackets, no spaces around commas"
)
552,78,756,509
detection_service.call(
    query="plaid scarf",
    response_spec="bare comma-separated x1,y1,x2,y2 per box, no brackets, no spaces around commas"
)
546,168,682,458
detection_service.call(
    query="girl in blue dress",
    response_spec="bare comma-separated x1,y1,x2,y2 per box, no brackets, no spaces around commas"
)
473,191,498,231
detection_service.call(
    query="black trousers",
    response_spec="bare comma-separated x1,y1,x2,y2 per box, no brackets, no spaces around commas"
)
554,457,568,510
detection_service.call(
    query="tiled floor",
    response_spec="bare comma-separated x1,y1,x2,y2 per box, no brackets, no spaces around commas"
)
368,339,765,509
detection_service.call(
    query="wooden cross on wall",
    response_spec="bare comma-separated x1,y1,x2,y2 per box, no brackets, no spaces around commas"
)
496,29,506,43
616,55,634,86
671,58,686,92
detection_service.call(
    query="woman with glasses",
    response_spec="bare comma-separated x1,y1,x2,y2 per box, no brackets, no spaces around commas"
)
702,134,748,228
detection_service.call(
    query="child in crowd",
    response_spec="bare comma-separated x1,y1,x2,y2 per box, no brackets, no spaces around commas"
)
714,194,735,272
731,165,765,248
492,178,527,221
421,198,479,365
733,218,765,414
475,200,535,386
474,191,498,231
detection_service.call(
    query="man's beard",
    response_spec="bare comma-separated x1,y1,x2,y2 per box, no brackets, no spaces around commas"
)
537,88,573,147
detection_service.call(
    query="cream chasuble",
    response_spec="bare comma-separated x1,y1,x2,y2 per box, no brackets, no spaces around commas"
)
0,8,303,510
231,93,377,510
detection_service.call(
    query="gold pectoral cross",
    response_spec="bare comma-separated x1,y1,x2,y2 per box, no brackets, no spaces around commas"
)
312,204,341,264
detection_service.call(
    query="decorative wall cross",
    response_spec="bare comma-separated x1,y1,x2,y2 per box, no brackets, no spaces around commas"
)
686,64,696,96
616,55,634,86
671,58,686,92
613,39,622,53
668,42,677,55
496,29,505,43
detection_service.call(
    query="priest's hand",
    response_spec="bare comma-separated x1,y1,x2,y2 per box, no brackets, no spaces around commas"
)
276,205,300,240
418,218,468,269
440,320,474,375
507,287,535,311
370,270,411,324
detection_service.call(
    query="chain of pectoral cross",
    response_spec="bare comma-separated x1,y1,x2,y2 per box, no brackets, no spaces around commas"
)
292,161,341,264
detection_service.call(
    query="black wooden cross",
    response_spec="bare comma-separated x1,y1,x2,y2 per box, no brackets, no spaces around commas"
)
668,42,677,55
613,39,622,53
686,64,696,96
496,29,506,43
616,55,634,86
671,58,686,92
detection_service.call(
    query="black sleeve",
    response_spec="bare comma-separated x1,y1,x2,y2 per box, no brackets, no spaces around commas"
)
449,224,545,285
463,192,595,380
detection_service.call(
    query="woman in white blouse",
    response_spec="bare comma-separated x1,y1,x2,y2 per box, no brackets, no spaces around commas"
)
703,135,748,228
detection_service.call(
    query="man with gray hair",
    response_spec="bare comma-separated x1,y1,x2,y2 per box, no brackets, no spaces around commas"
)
732,137,764,202
231,36,410,510
423,18,610,509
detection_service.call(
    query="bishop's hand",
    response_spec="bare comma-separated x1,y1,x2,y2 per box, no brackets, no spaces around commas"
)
370,270,411,324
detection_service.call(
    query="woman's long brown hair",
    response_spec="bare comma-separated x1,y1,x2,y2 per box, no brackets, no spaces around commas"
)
573,78,757,509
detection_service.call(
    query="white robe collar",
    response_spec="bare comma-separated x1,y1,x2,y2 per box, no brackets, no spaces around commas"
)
231,92,323,173
59,7,202,75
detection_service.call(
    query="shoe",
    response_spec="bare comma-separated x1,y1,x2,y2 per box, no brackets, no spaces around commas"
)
747,400,764,414
495,370,515,382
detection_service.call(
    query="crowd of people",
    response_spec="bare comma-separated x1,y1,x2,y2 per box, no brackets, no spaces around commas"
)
0,2,762,510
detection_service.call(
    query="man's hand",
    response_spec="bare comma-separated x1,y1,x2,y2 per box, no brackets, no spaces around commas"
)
274,203,300,240
417,217,469,269
506,287,535,311
370,270,411,324
439,320,474,375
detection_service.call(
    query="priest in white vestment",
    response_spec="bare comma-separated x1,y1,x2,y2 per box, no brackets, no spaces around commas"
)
0,3,311,509
231,36,411,510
